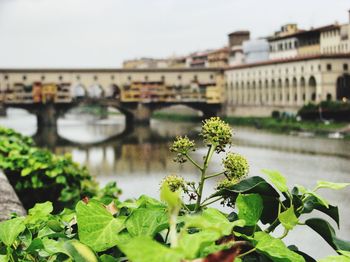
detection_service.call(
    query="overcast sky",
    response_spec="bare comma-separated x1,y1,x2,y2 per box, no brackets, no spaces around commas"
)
0,0,349,68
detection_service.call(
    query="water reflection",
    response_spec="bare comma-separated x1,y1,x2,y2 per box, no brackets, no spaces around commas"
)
0,109,350,259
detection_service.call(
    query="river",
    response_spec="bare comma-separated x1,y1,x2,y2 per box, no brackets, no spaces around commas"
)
1,108,350,259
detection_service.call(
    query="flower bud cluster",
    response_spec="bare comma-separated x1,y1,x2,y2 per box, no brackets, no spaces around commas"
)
170,136,195,163
200,117,232,153
161,174,185,192
223,153,249,182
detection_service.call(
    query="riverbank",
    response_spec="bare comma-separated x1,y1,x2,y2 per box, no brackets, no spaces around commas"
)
152,112,350,139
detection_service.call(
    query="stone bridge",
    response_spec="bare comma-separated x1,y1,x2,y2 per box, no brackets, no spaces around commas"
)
0,68,224,127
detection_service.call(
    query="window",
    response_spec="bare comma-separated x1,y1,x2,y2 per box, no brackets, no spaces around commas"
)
94,75,98,80
128,76,132,81
4,75,8,80
210,74,214,80
177,75,182,80
144,75,148,81
193,75,198,81
59,75,63,81
76,75,80,80
111,75,115,80
161,75,165,81
343,64,348,71
326,64,332,71
22,75,27,80
318,64,321,71
41,75,45,80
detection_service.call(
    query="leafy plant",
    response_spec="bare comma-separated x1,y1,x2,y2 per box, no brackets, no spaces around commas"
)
0,118,349,261
0,126,121,211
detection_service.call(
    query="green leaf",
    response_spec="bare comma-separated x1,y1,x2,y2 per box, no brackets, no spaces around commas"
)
64,240,99,262
0,217,26,246
339,250,350,257
0,255,8,262
76,200,125,252
305,191,329,208
183,208,245,236
117,236,184,262
178,229,220,259
253,231,305,262
21,167,32,176
306,218,350,251
126,207,168,237
213,176,279,198
42,238,69,256
318,255,350,262
236,193,263,226
262,169,289,193
100,254,119,262
303,196,339,227
278,206,298,230
26,201,53,224
316,181,350,190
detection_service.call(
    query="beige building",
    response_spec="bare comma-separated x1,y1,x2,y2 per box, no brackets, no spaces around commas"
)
225,54,350,116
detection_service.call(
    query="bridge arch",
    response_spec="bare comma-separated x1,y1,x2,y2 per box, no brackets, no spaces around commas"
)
292,77,298,103
88,84,104,98
308,76,317,102
300,77,306,102
71,83,87,99
336,74,350,101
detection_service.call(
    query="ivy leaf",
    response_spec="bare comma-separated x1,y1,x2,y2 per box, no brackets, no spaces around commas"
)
100,254,119,262
318,255,350,262
316,181,350,190
262,169,289,193
25,201,53,224
278,206,298,230
339,250,350,257
126,207,168,237
0,255,8,262
76,200,126,252
64,240,99,262
236,194,263,226
21,167,32,176
253,231,305,262
183,208,245,236
178,229,221,259
303,196,339,227
305,218,350,252
117,236,184,262
0,217,26,246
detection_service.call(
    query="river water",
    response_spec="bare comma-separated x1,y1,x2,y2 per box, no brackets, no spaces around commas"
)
1,108,350,259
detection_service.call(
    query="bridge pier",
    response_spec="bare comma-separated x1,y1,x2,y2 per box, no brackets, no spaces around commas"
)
36,103,60,128
128,103,153,125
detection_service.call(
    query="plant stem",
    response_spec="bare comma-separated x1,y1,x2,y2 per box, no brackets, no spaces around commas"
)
204,171,225,180
186,154,202,170
194,144,216,212
278,229,289,239
237,247,257,258
201,196,223,207
169,211,178,248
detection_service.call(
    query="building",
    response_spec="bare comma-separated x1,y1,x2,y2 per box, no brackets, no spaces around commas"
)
225,54,350,116
123,58,169,69
228,31,250,66
207,47,230,68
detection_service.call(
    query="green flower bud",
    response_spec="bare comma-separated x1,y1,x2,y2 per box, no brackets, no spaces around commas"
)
200,117,232,153
161,175,185,192
216,178,238,190
170,136,195,163
223,153,249,181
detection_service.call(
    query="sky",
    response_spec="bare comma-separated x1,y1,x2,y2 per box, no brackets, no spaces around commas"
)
0,0,349,68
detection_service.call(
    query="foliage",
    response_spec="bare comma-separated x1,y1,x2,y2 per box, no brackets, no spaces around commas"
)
0,126,121,211
0,118,349,261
